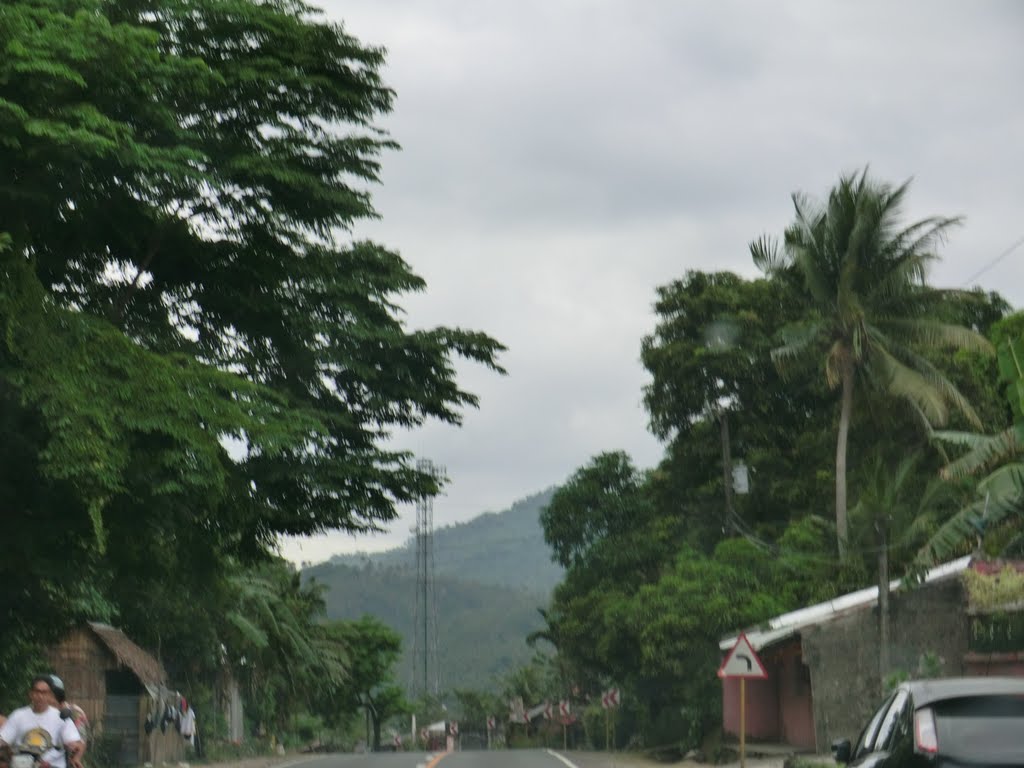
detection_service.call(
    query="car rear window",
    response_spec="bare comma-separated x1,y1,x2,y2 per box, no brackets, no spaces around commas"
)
931,694,1024,764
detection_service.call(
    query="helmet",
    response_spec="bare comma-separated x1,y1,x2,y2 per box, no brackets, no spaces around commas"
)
48,675,66,704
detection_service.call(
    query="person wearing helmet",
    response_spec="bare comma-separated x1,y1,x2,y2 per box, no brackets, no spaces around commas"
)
0,676,83,768
42,678,86,768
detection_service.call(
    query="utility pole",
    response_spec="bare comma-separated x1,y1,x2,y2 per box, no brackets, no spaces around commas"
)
720,409,734,519
877,520,890,695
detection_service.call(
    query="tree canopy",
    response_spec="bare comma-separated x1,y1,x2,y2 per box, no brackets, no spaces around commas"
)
0,0,501,721
540,174,1014,747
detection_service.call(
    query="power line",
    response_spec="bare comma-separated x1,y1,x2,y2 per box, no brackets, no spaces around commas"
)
960,234,1024,287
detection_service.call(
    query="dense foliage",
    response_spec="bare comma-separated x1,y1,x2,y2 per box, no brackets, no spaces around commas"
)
0,0,502,739
2,0,1021,756
538,171,1016,753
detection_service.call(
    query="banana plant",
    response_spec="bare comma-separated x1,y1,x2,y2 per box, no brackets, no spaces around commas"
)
916,335,1024,567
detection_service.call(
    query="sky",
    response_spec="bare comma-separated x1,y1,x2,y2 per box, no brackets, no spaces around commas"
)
278,0,1024,565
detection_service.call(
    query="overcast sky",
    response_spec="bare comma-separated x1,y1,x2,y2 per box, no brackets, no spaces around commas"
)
279,0,1024,565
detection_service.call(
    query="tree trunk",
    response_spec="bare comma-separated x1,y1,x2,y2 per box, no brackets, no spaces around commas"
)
372,713,382,752
835,357,854,557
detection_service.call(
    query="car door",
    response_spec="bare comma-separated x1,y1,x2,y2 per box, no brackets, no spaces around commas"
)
849,689,909,767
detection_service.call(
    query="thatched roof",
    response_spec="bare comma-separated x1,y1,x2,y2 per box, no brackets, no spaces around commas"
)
87,622,167,687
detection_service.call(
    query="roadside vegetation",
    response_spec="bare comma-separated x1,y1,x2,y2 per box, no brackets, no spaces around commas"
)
2,0,1022,761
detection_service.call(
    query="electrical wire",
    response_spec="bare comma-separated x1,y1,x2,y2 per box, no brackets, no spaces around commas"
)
960,234,1024,287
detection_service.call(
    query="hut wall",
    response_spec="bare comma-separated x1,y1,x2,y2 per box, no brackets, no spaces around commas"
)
46,627,113,729
141,698,186,765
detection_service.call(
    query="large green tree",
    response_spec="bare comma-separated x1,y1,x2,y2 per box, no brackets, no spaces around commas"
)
1,0,502,548
751,169,992,555
641,271,834,550
539,453,679,683
322,617,407,752
0,0,502,658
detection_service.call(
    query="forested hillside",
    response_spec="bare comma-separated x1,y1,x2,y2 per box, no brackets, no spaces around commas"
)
303,489,560,690
327,489,563,594
305,561,546,691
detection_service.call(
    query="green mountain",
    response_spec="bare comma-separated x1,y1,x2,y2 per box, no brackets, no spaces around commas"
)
303,489,564,691
328,488,562,594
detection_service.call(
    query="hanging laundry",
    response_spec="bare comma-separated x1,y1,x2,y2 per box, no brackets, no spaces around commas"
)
179,705,196,748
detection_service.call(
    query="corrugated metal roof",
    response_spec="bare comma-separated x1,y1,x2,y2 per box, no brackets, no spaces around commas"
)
719,555,972,652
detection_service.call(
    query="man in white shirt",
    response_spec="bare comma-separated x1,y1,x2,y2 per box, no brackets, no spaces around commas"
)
0,676,83,768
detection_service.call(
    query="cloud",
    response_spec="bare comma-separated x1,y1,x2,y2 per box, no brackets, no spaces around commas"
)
279,0,1024,565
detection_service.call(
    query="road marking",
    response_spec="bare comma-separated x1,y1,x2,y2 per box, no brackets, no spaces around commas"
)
546,750,580,768
425,753,448,768
274,758,328,768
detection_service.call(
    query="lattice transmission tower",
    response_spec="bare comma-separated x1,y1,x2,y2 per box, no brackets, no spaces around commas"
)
411,458,442,697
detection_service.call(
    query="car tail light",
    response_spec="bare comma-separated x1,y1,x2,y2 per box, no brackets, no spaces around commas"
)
915,707,938,754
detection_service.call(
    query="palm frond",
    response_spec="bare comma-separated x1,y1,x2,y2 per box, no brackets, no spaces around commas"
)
978,462,1024,499
788,194,834,304
998,335,1024,387
889,214,961,253
226,612,270,649
750,235,785,275
875,337,984,428
869,254,935,306
869,345,948,425
914,499,986,568
770,320,825,372
898,287,983,315
916,463,1024,568
879,319,994,355
934,427,1020,480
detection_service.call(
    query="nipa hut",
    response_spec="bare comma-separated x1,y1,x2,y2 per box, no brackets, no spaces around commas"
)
47,622,186,767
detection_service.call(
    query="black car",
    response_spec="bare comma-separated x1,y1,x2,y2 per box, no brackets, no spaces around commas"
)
832,677,1024,767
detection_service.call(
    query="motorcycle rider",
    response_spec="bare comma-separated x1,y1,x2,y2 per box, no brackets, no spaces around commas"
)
43,678,85,768
0,676,83,768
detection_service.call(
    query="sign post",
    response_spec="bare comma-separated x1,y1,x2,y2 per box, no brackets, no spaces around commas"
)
559,700,570,749
717,633,768,768
600,688,620,751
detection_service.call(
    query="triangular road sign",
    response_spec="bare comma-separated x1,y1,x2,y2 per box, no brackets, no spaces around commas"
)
717,632,768,679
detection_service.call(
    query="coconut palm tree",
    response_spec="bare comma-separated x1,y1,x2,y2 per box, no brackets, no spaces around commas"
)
751,169,993,556
850,448,954,689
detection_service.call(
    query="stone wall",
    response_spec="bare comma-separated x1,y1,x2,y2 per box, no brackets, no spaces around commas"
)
800,575,967,751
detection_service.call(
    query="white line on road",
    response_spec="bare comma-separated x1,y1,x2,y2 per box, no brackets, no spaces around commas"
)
273,758,326,768
546,750,580,768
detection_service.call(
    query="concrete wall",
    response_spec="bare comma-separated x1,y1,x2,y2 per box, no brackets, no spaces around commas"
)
964,651,1024,676
800,575,967,751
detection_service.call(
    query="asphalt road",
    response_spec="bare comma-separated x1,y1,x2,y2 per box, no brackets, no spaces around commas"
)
277,750,651,768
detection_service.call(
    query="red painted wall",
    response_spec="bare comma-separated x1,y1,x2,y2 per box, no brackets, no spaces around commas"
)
775,645,816,749
721,638,816,750
722,673,778,740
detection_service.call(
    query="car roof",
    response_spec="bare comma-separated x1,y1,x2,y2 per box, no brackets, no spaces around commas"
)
904,677,1024,708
